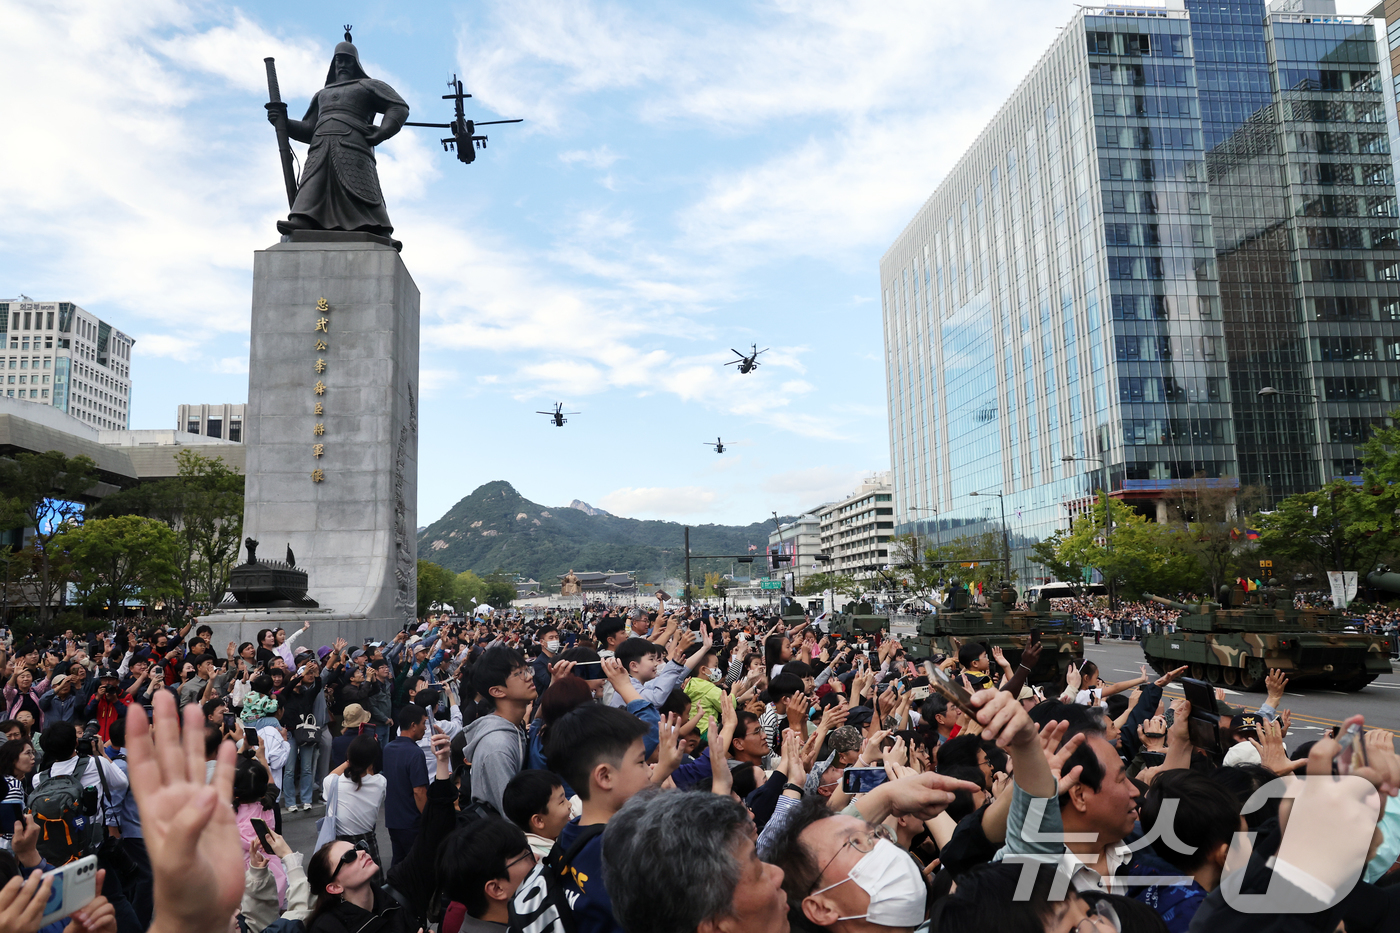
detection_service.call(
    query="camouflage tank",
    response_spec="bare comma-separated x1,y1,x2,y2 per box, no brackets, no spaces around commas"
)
902,583,1083,685
1141,580,1394,691
827,600,890,647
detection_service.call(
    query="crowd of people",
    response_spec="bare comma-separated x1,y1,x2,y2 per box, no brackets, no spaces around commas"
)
0,599,1395,933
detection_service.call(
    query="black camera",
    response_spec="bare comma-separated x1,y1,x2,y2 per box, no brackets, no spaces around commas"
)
76,720,101,758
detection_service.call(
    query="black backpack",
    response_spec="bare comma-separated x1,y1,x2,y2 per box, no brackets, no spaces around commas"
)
508,824,605,933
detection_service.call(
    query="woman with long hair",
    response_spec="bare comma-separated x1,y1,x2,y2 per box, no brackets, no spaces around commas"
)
321,734,386,868
305,732,455,933
764,634,792,679
254,629,280,666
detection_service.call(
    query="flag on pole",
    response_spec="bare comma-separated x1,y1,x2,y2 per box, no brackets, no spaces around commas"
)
1245,528,1259,540
748,544,758,552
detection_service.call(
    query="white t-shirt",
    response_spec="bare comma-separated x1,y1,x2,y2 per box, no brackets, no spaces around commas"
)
322,772,386,837
1075,687,1105,708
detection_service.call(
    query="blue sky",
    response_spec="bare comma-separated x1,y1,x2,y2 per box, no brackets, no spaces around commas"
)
9,0,1363,526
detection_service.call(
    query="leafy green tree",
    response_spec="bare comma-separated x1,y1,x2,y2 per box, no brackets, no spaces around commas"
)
1036,494,1199,599
0,451,101,623
93,451,243,606
796,571,861,597
1030,529,1086,586
417,560,456,617
1256,479,1396,583
1168,481,1265,596
452,570,487,612
482,570,518,610
1351,412,1400,561
924,531,1013,592
54,515,182,618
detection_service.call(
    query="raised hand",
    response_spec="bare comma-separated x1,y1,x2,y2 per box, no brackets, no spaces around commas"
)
548,659,576,680
1137,716,1168,752
0,870,54,933
1047,732,1088,795
1154,665,1188,688
653,716,684,783
1065,663,1082,694
1249,718,1297,776
780,729,807,787
126,692,243,933
1265,668,1289,704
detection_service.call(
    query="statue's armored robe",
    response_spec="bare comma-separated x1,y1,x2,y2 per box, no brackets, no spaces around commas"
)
288,78,408,237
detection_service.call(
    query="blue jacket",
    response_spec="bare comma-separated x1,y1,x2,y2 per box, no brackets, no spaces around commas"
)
556,820,622,933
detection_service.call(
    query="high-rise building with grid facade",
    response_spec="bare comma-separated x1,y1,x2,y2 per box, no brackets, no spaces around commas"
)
881,0,1400,579
0,299,133,430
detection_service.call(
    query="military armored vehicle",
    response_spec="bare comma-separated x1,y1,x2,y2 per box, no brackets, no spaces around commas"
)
827,600,890,646
902,583,1083,685
1141,580,1394,691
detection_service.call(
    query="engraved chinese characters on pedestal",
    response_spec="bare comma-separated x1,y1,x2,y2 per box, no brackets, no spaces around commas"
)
393,381,417,619
312,297,330,482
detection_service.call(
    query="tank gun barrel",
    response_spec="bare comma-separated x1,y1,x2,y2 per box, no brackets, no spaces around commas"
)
1367,571,1400,596
1145,594,1219,612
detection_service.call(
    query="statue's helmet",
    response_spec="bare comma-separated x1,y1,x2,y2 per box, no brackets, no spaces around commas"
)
325,28,369,85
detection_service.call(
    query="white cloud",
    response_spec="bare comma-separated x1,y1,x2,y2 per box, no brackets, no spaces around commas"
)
762,465,880,511
558,146,621,169
135,334,201,359
598,485,720,520
212,357,249,375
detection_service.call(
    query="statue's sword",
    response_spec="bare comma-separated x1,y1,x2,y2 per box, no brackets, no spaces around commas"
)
264,57,299,210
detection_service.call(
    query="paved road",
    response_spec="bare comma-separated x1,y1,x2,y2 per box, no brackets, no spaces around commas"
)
1083,638,1400,743
277,799,393,862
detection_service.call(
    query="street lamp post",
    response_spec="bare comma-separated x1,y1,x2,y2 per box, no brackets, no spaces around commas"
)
968,491,1011,576
1258,387,1323,488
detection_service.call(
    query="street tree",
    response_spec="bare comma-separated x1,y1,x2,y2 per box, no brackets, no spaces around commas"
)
416,559,456,618
0,451,100,623
1037,493,1199,599
452,569,487,612
92,451,243,606
1350,412,1400,559
54,515,182,619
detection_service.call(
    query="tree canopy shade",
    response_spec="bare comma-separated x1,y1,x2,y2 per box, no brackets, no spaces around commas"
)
92,450,243,606
53,514,182,617
0,450,101,623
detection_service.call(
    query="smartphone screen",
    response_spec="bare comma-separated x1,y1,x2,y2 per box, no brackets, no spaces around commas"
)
249,818,273,852
1180,677,1218,716
841,767,890,794
574,661,603,680
923,660,980,718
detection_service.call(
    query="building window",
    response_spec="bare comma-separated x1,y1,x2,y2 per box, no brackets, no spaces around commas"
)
206,418,222,439
228,421,242,442
187,420,200,434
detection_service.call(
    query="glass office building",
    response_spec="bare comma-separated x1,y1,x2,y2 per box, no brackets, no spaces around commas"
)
881,0,1400,579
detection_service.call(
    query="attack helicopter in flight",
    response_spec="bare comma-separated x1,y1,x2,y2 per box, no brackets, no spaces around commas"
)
704,438,726,454
537,403,580,427
726,345,768,374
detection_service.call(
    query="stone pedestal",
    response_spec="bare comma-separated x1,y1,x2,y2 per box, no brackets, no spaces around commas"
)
202,240,418,645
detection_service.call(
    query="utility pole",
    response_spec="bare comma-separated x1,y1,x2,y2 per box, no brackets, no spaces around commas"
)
684,526,692,610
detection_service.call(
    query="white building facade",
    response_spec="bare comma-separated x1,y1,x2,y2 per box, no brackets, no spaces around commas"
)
1,299,133,430
178,403,246,442
818,472,895,578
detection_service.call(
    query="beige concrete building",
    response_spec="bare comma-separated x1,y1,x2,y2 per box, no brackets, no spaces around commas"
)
818,472,895,578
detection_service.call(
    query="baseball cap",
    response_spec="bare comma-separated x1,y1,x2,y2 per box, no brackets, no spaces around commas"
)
828,725,864,753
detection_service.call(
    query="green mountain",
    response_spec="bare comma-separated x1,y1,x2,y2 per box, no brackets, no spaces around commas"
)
417,481,788,584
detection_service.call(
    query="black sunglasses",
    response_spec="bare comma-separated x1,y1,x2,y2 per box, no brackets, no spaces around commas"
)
331,841,369,879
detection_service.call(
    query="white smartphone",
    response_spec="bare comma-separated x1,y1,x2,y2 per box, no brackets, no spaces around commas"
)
40,855,99,927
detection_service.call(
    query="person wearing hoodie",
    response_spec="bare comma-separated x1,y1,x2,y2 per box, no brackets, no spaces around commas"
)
459,646,537,816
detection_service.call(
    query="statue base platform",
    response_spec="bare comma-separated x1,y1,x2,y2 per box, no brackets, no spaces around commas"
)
199,609,402,646
280,229,402,252
201,239,420,644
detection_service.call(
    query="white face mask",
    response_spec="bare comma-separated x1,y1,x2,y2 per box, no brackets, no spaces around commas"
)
810,839,926,927
545,640,560,653
706,667,724,683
